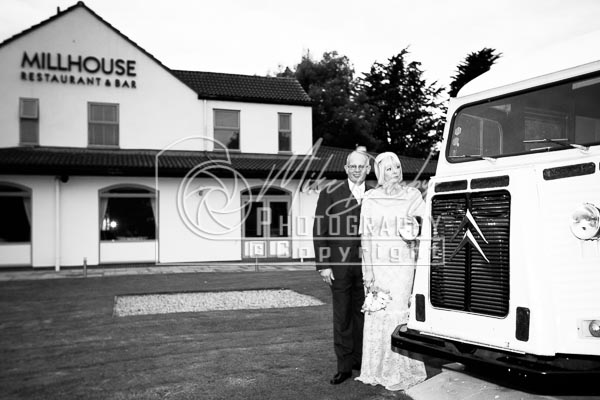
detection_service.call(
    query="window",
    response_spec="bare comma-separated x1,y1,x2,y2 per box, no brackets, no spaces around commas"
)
242,188,290,238
214,109,240,150
241,187,292,259
448,73,600,162
0,183,31,243
89,102,119,147
278,113,291,152
100,186,156,241
19,98,39,145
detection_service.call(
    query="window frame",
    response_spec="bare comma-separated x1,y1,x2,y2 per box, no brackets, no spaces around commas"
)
88,102,119,148
99,185,157,242
213,108,241,151
241,187,291,239
19,98,39,145
278,112,292,152
0,182,32,244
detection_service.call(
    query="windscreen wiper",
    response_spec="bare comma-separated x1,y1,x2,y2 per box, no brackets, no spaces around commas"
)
524,138,589,151
448,154,497,162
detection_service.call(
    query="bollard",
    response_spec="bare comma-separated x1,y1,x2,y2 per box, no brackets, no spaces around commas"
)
255,256,259,272
83,257,87,278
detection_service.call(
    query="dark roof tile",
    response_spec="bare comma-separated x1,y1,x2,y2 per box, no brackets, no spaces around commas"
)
172,70,312,106
0,146,436,181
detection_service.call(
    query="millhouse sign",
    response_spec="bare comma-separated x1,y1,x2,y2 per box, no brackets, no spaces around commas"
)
20,51,137,88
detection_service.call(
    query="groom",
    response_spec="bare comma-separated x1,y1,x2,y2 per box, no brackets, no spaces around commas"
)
313,148,371,385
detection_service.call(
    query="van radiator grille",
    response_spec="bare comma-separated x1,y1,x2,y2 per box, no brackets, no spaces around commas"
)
430,190,510,317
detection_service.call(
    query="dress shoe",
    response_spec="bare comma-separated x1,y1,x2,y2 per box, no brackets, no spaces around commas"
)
330,371,352,385
352,362,361,371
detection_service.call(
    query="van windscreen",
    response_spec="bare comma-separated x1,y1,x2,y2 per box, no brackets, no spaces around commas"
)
447,74,600,162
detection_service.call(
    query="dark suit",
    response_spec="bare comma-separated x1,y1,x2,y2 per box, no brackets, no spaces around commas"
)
313,180,365,373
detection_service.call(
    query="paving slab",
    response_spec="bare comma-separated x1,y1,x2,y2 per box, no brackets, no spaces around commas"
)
407,364,599,400
408,368,551,400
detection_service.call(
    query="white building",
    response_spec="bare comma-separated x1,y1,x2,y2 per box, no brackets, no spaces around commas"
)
0,2,435,269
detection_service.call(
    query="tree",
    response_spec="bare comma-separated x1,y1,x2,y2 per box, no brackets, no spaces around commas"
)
277,51,379,150
359,48,444,158
449,48,502,97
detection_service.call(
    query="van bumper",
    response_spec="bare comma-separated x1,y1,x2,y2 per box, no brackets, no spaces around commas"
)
392,324,600,379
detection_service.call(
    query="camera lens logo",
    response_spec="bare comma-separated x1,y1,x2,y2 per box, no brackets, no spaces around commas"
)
176,157,252,239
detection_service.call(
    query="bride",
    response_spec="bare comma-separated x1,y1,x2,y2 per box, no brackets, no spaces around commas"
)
355,151,427,391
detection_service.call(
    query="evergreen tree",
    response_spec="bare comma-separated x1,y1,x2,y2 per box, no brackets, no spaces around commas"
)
359,48,444,158
449,48,502,97
277,51,379,150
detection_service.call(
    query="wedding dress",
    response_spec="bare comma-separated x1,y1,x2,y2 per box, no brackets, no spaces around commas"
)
355,186,427,391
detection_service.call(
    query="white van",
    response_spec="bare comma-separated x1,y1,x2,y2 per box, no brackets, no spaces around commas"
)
393,38,600,379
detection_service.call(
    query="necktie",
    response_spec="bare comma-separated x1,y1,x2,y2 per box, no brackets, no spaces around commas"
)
351,184,363,204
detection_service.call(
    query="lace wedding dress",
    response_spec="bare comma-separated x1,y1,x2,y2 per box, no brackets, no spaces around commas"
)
355,186,427,391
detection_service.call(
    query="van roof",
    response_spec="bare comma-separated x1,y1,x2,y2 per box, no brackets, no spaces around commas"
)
459,30,600,97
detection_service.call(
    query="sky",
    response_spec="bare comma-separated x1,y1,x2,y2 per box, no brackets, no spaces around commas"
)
2,0,600,90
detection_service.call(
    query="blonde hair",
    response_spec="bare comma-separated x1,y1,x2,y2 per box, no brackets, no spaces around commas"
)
374,152,403,186
373,152,405,195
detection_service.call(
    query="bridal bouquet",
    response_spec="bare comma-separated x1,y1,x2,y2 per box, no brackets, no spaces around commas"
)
361,286,392,314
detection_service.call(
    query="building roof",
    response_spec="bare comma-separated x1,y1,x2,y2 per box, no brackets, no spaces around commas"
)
0,2,311,106
0,146,436,181
318,145,437,179
172,70,312,106
0,3,435,182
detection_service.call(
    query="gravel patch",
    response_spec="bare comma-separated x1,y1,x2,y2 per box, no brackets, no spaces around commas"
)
114,289,325,317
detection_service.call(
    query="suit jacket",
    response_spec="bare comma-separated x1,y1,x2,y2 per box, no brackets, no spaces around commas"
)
313,180,369,276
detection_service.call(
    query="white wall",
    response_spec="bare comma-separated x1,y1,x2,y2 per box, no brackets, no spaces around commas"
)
206,100,312,155
157,177,243,264
157,175,319,264
0,7,204,151
0,6,320,267
0,175,156,267
0,175,56,267
293,188,319,260
59,176,105,266
31,177,58,267
100,241,155,264
0,172,323,267
0,244,30,266
0,7,313,155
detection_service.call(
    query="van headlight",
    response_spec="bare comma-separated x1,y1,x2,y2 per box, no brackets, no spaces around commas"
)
578,319,600,338
590,320,600,337
569,203,600,240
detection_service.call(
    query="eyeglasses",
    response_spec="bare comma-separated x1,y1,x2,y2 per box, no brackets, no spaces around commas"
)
346,165,367,171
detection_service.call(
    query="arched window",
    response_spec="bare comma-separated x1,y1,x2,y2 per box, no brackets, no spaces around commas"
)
99,185,156,241
0,183,31,243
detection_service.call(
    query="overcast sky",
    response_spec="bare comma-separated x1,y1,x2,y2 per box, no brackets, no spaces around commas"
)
2,0,599,90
